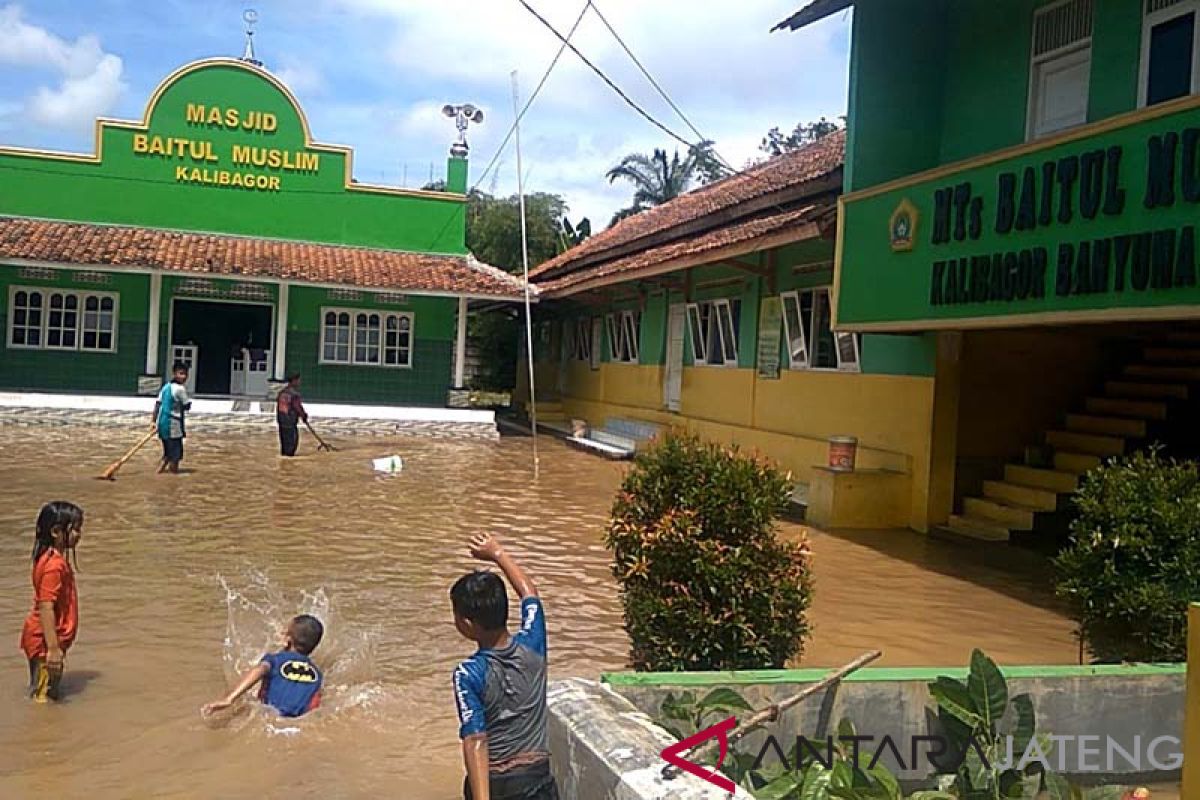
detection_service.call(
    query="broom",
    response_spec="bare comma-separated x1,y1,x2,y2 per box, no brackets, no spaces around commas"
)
97,428,158,480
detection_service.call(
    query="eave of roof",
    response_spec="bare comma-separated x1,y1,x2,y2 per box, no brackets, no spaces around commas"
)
0,216,527,300
537,204,830,298
530,129,845,284
772,0,852,32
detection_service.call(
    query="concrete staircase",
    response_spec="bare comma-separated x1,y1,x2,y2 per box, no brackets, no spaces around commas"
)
944,334,1197,543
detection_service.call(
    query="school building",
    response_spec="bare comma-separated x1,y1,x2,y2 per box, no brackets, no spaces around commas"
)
0,58,522,407
764,0,1200,540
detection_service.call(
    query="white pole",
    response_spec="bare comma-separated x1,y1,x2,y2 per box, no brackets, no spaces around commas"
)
513,70,539,477
273,281,289,381
145,272,162,375
454,296,469,388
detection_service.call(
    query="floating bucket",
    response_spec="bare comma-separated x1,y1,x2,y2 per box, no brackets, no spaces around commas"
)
827,436,857,472
372,455,404,474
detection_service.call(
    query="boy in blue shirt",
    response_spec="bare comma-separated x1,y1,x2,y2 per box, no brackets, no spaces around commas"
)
153,362,191,474
451,533,558,800
201,614,324,718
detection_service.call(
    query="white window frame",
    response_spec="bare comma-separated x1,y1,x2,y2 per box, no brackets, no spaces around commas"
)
319,306,414,368
780,288,861,373
605,310,640,364
1026,0,1094,140
685,299,739,368
1139,0,1200,107
6,285,118,353
572,317,592,362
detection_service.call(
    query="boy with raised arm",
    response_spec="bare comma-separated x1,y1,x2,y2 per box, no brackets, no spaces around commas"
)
450,534,558,800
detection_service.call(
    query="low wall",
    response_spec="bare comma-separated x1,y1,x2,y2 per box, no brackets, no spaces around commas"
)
602,664,1186,786
548,678,753,799
0,392,498,439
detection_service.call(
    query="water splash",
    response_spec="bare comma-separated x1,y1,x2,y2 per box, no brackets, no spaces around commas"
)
213,568,383,729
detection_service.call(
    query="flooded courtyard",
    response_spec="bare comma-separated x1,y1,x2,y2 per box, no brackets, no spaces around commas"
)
0,425,1080,799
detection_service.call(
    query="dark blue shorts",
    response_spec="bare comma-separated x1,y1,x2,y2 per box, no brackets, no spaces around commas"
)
161,437,184,463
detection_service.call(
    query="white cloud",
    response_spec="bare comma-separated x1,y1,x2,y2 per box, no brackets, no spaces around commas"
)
0,4,125,132
274,60,326,96
322,0,850,225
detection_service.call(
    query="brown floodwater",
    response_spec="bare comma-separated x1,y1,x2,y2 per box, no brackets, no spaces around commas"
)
0,425,1089,798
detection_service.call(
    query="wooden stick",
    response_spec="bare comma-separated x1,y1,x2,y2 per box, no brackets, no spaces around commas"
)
663,649,883,779
303,419,335,451
97,428,158,480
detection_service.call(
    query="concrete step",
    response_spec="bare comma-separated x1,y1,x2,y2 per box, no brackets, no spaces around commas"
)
945,514,1011,543
1104,381,1188,400
1005,464,1080,493
592,429,639,451
1046,429,1126,456
1054,451,1103,473
1084,396,1169,420
1144,346,1200,364
962,497,1037,530
1064,414,1147,438
1124,364,1200,382
982,480,1059,511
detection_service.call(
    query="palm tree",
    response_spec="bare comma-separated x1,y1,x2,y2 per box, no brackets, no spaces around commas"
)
606,141,727,226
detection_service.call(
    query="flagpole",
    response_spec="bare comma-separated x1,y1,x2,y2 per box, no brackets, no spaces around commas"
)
512,70,540,478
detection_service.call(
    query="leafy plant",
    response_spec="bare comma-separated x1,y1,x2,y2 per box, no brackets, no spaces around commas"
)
655,651,1135,800
606,433,813,671
1054,449,1200,662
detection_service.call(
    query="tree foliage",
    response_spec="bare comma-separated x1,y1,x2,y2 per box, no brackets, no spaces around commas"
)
605,141,728,226
760,117,843,157
1054,449,1200,662
606,433,813,671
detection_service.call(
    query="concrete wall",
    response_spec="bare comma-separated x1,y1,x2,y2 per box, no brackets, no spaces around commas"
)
605,665,1186,784
1185,604,1199,797
547,678,753,800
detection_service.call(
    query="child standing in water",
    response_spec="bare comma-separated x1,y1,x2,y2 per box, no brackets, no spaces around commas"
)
20,501,84,703
154,361,191,474
201,614,324,718
451,533,558,800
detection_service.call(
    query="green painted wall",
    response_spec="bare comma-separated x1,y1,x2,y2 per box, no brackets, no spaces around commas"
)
0,60,466,254
0,265,149,393
285,285,455,405
839,98,1200,328
847,0,1156,192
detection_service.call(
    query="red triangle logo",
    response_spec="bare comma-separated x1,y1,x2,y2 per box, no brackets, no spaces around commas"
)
660,715,737,793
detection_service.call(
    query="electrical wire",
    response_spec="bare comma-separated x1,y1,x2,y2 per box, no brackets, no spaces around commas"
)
469,0,593,196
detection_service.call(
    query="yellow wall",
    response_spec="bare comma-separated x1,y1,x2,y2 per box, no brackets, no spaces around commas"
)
1185,603,1199,799
560,362,938,531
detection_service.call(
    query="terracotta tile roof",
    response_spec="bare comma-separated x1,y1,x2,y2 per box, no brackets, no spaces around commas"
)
537,204,826,296
0,217,525,298
531,129,844,283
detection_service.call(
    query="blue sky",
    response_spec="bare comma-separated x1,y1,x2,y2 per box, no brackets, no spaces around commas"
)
0,1,850,225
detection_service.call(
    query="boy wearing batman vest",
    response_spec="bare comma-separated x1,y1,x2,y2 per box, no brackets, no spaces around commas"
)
201,614,324,718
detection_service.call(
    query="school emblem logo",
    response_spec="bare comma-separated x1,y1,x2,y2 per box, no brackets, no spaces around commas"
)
889,198,919,252
280,660,319,683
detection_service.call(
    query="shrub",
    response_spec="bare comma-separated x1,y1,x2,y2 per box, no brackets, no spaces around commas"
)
605,433,813,670
1054,449,1200,662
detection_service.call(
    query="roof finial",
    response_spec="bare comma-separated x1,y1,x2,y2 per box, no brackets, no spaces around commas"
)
241,9,263,67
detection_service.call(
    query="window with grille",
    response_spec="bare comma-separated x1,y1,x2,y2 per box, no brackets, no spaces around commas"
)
685,298,740,367
7,286,117,352
321,307,412,367
1141,0,1200,106
780,288,860,372
571,317,592,362
1027,0,1094,139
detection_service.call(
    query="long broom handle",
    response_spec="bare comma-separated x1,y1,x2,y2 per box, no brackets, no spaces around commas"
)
100,428,158,478
663,649,883,778
302,418,330,449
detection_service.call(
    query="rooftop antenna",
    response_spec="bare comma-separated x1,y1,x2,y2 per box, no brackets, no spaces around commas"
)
441,103,485,158
241,9,263,67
